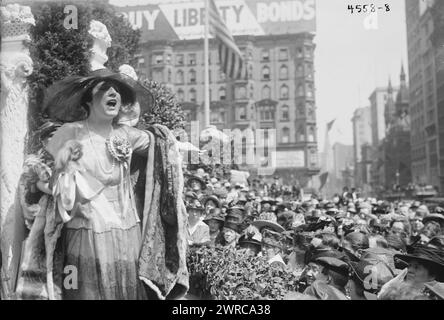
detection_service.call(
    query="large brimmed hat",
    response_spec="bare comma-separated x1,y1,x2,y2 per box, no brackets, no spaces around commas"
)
394,244,444,281
223,221,240,233
202,195,220,208
252,212,285,233
423,213,444,227
43,68,153,122
186,175,207,190
203,209,225,224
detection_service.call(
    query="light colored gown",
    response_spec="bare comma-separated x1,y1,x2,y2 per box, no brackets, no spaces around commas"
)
46,121,150,300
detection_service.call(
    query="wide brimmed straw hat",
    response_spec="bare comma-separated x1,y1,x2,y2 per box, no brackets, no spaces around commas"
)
43,68,154,122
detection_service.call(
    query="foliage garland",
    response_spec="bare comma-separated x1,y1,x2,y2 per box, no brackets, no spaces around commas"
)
187,246,299,300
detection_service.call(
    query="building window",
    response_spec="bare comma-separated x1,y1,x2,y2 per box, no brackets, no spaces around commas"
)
219,87,226,100
167,69,172,83
281,105,289,121
297,47,303,58
262,85,271,100
176,70,184,84
219,71,226,81
188,53,196,65
308,126,316,142
236,86,247,99
280,65,288,80
153,70,162,83
296,64,303,77
177,89,184,102
189,69,196,84
248,64,253,79
307,84,314,98
237,106,247,120
306,63,313,78
297,84,304,96
296,125,305,142
305,46,312,58
262,66,270,80
154,54,163,64
189,88,197,103
176,54,184,65
280,84,289,99
249,84,254,99
260,106,275,121
282,127,290,143
261,49,270,61
297,103,305,117
279,48,288,61
166,54,172,64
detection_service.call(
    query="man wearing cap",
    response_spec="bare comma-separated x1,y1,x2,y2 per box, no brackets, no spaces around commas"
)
303,256,350,300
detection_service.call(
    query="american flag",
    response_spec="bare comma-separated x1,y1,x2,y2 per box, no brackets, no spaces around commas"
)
209,0,247,80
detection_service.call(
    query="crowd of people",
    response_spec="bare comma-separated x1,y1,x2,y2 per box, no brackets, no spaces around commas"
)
183,168,444,300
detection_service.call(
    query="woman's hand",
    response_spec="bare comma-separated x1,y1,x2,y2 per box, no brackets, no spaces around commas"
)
36,180,52,195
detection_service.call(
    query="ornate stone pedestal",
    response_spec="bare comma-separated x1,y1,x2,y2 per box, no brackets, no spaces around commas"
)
0,4,34,299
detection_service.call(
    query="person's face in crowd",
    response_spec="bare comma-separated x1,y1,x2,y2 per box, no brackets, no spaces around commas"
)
208,220,222,234
221,207,227,214
323,223,335,233
241,243,261,256
406,260,435,286
421,222,440,239
205,200,217,212
262,243,279,260
190,180,202,191
188,208,201,224
301,262,323,286
333,196,340,204
88,81,122,121
391,221,406,237
223,228,237,244
410,218,424,233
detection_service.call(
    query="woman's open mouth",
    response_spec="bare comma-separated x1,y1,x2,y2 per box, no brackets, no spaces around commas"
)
106,99,118,108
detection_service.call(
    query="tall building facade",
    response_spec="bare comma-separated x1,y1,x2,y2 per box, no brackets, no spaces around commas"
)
351,106,372,187
431,1,444,193
116,0,320,186
405,0,440,188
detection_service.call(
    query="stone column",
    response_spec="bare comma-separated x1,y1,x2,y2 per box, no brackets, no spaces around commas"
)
0,4,34,299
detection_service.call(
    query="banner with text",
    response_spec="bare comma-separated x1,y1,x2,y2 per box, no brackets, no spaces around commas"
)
113,0,316,41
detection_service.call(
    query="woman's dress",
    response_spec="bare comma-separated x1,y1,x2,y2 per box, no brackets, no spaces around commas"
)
46,121,150,300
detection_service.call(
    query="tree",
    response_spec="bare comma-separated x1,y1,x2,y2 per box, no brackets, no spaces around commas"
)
138,80,186,131
26,0,140,152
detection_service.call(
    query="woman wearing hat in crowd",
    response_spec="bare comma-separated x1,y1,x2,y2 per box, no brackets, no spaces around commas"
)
202,195,220,215
186,175,207,199
391,243,444,290
203,208,225,246
187,201,210,247
303,256,350,300
238,225,263,256
221,220,241,248
261,229,287,268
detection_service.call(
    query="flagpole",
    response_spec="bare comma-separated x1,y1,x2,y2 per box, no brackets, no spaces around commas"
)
204,0,210,128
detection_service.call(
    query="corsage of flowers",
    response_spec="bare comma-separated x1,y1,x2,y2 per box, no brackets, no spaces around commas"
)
106,135,132,170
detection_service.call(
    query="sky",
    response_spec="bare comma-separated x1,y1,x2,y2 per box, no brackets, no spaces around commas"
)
109,0,409,150
314,0,408,150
